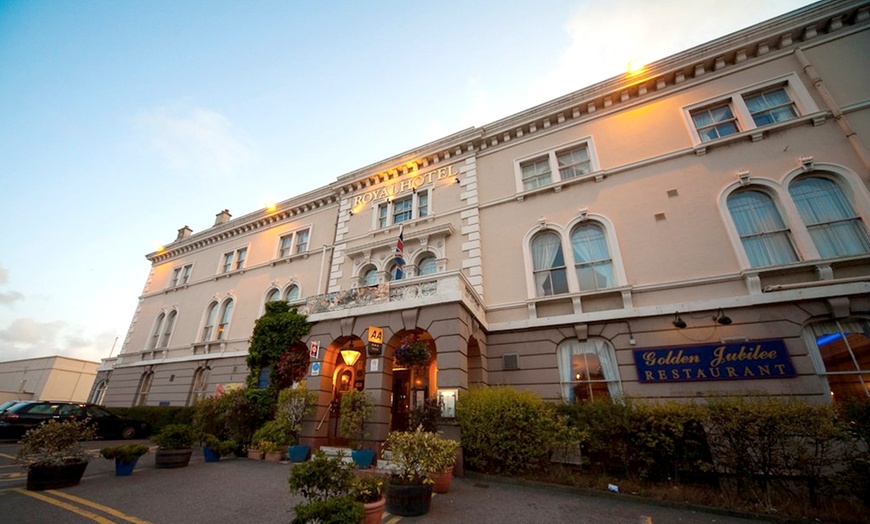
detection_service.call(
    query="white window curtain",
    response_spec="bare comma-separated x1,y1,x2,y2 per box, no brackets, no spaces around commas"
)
789,177,870,258
417,255,437,276
532,232,567,296
727,190,798,267
363,267,378,287
556,338,620,402
571,224,614,290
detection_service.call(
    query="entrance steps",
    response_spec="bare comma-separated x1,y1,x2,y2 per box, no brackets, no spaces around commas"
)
317,446,399,473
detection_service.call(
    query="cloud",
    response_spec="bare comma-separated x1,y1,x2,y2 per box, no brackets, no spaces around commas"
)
0,317,112,362
0,317,66,346
0,263,24,306
135,105,253,179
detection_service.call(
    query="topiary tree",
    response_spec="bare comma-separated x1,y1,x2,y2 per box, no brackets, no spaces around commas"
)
247,301,311,390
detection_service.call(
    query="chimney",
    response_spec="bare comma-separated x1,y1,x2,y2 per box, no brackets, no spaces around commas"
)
214,209,231,226
176,225,193,240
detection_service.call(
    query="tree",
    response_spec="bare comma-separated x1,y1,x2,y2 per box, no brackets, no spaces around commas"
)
247,301,311,389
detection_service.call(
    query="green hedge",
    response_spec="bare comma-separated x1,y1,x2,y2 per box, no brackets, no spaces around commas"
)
109,406,194,435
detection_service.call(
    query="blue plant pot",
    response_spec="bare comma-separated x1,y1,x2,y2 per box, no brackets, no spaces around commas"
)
351,449,375,469
203,446,221,463
287,444,310,463
114,458,137,476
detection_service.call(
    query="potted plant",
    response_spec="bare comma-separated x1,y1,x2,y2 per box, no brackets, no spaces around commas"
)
277,382,318,462
289,451,364,524
394,334,432,369
427,433,459,493
201,434,236,463
384,426,456,516
353,473,386,524
338,389,375,468
152,423,196,468
99,443,149,476
16,419,96,490
252,420,292,461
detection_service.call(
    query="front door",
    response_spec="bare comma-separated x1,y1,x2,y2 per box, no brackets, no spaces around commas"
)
390,369,410,432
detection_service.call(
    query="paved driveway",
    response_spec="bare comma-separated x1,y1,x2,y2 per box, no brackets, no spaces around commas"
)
1,439,766,523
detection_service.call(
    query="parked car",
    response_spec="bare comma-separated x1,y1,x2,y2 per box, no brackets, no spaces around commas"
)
0,400,30,414
0,402,150,440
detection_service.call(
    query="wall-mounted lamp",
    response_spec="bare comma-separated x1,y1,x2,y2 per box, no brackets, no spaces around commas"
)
714,309,732,325
673,313,687,329
627,324,637,346
454,177,461,184
341,348,361,366
348,210,354,216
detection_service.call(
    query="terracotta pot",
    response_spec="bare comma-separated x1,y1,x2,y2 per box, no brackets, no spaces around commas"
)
264,451,283,462
430,466,453,494
247,449,264,460
362,497,386,524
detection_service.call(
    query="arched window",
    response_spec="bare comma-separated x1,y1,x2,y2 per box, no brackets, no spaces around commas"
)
265,288,281,303
804,318,870,401
571,223,613,290
90,380,108,405
217,299,234,340
136,370,154,407
557,339,620,402
148,313,164,350
157,310,177,349
531,231,568,296
386,263,403,281
188,365,211,405
789,176,870,258
362,266,378,287
727,190,798,267
201,302,219,341
417,255,437,276
285,284,300,301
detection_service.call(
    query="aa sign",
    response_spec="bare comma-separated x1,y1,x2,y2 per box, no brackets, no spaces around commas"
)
367,326,384,344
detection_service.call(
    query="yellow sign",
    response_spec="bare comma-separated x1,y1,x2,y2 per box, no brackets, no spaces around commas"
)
368,326,384,344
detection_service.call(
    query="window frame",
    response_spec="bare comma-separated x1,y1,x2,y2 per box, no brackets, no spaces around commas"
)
557,338,621,403
514,138,598,194
726,188,799,268
220,246,249,274
169,263,193,288
374,188,433,229
278,228,311,258
803,318,870,402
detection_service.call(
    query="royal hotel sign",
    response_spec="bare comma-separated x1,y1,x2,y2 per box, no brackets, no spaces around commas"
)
633,340,796,383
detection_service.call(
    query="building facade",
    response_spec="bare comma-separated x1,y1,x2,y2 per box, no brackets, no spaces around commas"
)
97,1,870,447
0,356,98,403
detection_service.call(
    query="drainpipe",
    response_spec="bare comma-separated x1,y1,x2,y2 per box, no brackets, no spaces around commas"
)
795,47,870,175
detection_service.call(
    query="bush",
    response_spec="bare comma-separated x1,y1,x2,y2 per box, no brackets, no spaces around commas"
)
110,406,192,434
408,398,442,433
289,451,364,523
151,424,196,450
252,419,293,451
455,386,558,475
291,496,362,524
276,383,318,444
100,444,149,462
338,389,374,448
16,419,97,468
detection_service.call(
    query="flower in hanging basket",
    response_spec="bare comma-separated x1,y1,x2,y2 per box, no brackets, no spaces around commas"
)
394,335,432,368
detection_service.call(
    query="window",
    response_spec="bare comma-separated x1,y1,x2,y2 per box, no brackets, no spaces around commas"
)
789,177,870,258
90,380,107,405
531,232,568,296
521,157,552,190
744,87,797,127
805,319,870,401
691,103,739,142
386,262,403,281
170,264,192,288
188,366,211,405
557,146,592,180
557,339,620,402
375,189,432,229
362,266,378,287
221,247,247,273
217,299,234,340
285,284,300,301
727,190,798,267
266,288,281,303
279,229,310,257
157,310,177,349
571,224,613,290
136,371,154,407
417,255,437,276
686,76,811,145
516,141,596,192
201,302,219,341
148,313,165,350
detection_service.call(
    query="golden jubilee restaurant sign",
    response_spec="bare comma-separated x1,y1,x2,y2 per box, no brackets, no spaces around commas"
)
633,339,796,383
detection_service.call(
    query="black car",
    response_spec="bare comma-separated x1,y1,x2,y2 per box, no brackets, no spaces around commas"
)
0,401,149,440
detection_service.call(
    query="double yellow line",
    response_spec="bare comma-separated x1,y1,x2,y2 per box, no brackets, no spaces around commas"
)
13,488,152,524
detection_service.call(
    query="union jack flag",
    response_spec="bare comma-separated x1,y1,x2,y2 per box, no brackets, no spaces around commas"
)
392,226,405,279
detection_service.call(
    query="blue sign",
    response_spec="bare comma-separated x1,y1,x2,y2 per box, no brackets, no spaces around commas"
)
310,362,321,377
633,339,796,383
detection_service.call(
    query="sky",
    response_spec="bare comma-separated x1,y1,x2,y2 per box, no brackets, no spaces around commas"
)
0,0,818,364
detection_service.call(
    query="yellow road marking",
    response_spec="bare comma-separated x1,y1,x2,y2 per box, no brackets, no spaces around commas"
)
14,488,115,524
48,490,154,524
384,516,402,524
0,453,16,459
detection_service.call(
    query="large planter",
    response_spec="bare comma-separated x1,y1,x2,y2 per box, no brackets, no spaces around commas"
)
247,449,264,460
203,446,221,463
351,449,375,469
264,450,283,462
385,483,433,517
430,466,454,494
155,449,193,469
26,461,88,491
362,497,386,524
287,444,310,463
114,458,138,476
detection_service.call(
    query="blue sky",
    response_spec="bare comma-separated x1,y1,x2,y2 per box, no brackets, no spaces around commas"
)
0,0,815,364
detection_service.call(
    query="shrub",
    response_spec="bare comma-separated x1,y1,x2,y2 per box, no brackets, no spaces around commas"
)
455,386,558,475
151,424,196,450
289,451,364,523
100,444,149,462
110,406,192,434
252,419,293,450
338,389,374,448
386,426,458,484
16,419,97,468
276,383,318,444
408,398,442,433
